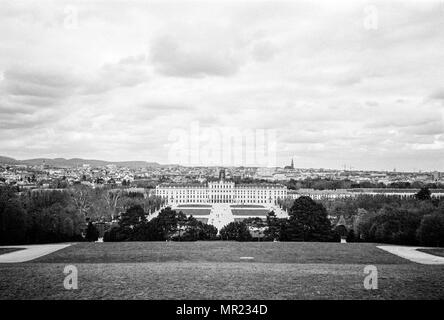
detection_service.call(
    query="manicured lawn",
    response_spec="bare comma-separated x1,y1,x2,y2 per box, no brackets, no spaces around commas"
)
30,242,407,264
234,217,266,222
178,209,211,215
1,242,443,299
0,248,24,255
230,205,265,208
1,262,443,299
232,209,269,216
417,248,444,257
177,204,212,208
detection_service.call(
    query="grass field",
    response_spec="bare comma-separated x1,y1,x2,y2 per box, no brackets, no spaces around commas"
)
177,209,211,215
1,242,443,300
177,204,212,208
195,218,209,224
232,209,269,216
230,205,265,208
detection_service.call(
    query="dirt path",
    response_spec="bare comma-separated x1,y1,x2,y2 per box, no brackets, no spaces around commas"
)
0,244,72,263
377,245,444,265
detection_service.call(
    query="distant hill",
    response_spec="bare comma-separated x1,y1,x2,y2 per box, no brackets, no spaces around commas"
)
0,156,20,165
0,156,162,169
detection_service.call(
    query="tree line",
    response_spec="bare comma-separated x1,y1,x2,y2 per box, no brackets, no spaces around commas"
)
0,185,164,245
285,178,444,190
297,188,444,246
0,186,84,244
219,196,339,242
2,185,443,246
104,206,218,241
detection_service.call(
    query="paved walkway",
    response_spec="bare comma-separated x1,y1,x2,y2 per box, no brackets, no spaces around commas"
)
208,204,235,230
0,244,72,263
377,245,444,265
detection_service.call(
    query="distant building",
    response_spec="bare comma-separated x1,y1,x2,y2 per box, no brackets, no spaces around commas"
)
219,168,226,180
288,188,444,200
284,158,294,170
40,160,49,170
289,189,354,200
255,167,275,179
156,169,287,205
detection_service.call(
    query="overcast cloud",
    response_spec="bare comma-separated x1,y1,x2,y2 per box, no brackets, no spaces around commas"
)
0,0,443,170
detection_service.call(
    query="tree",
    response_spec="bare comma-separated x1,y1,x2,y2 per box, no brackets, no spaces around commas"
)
102,204,148,241
334,225,348,237
353,208,368,240
0,190,27,244
219,221,252,241
0,187,85,245
103,226,127,242
286,196,333,241
175,211,188,241
198,222,218,240
333,215,348,241
119,205,146,229
417,214,444,247
85,222,99,242
179,216,218,241
415,187,431,201
243,217,266,228
103,190,121,219
62,217,75,238
264,215,287,241
151,207,187,240
110,207,218,242
243,217,267,240
70,185,92,218
362,206,422,245
346,229,355,242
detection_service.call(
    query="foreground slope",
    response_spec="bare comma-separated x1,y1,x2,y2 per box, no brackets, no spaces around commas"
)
1,242,443,299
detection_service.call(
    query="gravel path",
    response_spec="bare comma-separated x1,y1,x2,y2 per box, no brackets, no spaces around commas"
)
377,245,444,265
0,244,73,263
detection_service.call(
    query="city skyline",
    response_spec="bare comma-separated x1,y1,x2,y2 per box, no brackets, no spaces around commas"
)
0,153,442,173
1,1,444,171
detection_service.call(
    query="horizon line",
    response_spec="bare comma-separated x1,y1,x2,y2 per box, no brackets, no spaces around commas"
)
0,154,442,173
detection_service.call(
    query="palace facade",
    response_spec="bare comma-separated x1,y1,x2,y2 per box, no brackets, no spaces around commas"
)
155,169,288,205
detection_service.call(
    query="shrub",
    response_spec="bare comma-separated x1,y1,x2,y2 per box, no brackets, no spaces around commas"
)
220,221,252,241
286,196,333,241
415,187,431,201
358,206,422,245
103,226,128,242
85,222,99,242
346,229,356,242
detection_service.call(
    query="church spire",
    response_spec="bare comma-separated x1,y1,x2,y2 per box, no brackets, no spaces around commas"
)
219,168,226,181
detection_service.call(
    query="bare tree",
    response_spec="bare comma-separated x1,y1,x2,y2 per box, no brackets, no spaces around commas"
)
70,185,92,218
103,190,121,219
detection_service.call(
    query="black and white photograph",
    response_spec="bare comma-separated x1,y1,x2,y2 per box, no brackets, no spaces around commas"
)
0,0,444,307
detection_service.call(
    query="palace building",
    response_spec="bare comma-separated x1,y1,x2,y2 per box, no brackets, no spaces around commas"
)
155,169,288,205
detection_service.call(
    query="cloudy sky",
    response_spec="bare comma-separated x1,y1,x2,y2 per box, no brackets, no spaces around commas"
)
1,0,443,171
